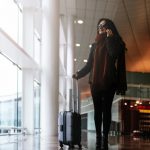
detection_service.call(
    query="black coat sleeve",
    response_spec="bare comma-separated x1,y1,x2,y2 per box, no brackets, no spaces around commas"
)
77,43,95,79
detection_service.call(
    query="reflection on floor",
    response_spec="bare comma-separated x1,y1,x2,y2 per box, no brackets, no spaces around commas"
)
0,131,150,150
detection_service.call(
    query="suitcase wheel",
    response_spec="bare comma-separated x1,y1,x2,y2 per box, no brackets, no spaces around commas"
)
59,142,63,148
78,144,82,148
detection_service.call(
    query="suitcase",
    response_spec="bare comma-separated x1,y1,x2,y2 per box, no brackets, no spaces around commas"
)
58,81,82,148
58,111,81,148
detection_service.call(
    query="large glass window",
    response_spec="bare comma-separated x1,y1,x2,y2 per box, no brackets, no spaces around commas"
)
0,0,23,46
0,54,22,134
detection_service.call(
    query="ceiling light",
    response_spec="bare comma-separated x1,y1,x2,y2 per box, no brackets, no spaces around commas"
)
124,102,127,106
83,59,87,63
89,44,92,48
76,43,80,47
77,20,84,24
74,58,77,62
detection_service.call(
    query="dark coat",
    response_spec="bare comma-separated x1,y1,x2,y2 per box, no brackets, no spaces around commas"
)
77,36,127,95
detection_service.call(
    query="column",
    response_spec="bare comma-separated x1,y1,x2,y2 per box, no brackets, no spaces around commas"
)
22,7,34,134
23,8,34,57
66,15,75,111
22,69,34,134
41,0,59,138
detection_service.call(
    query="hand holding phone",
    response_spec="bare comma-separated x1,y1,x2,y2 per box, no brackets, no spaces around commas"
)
106,29,113,37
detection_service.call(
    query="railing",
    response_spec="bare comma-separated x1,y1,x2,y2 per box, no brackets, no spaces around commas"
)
0,127,27,136
81,84,150,114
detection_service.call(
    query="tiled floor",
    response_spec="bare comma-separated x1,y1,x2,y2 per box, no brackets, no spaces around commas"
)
0,131,150,150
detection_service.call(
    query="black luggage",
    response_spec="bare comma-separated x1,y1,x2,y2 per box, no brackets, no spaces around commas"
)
58,111,81,148
58,81,82,148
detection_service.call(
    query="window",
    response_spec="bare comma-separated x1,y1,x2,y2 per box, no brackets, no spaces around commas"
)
0,54,22,134
0,0,23,46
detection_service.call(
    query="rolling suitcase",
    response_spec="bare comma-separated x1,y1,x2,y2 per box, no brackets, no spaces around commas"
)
58,81,82,148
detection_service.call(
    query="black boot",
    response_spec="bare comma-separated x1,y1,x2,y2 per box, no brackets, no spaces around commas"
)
101,135,108,150
96,135,101,149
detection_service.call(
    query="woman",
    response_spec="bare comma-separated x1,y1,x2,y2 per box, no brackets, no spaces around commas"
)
73,18,127,149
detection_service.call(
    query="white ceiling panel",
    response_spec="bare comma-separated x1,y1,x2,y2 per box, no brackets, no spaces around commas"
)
86,0,97,11
76,9,85,19
66,0,76,9
85,10,96,19
96,0,107,11
67,8,76,15
60,0,67,15
76,0,87,10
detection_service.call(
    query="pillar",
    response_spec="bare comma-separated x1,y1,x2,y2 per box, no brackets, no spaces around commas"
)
66,15,75,111
41,0,59,138
22,7,35,134
22,69,34,134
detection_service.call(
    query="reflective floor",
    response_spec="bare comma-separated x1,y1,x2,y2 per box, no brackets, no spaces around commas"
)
0,131,150,150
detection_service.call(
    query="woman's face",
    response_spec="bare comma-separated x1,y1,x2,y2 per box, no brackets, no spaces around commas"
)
97,20,107,35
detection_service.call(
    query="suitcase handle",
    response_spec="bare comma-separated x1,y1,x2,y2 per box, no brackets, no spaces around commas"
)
60,125,63,131
72,80,80,113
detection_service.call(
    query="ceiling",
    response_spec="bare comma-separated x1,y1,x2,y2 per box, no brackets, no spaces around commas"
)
60,0,150,99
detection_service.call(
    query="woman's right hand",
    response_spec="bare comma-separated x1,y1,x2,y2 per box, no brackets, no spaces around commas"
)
72,73,78,80
106,29,113,37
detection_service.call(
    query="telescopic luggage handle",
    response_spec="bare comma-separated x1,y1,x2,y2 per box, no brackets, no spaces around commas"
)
72,79,80,114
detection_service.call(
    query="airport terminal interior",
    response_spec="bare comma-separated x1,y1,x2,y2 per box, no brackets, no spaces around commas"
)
1,0,150,149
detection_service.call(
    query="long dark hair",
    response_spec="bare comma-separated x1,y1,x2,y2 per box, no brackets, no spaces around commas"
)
97,18,127,51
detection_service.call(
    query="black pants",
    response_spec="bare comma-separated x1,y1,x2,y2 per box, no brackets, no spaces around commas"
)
91,88,115,138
